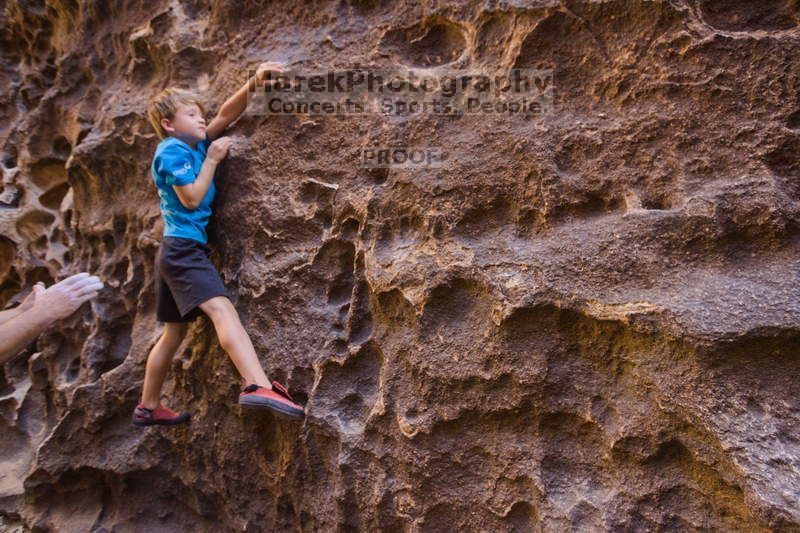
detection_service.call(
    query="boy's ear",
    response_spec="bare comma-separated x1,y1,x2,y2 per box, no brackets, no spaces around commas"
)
160,117,175,134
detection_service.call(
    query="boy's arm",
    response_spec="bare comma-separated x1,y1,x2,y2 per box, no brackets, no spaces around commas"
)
205,61,284,140
172,137,232,210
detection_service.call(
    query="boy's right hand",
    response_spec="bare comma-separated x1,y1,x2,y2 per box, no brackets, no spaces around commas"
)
207,136,233,163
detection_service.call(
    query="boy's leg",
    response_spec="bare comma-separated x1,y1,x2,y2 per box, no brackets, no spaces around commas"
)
199,296,272,388
140,322,189,409
200,296,305,418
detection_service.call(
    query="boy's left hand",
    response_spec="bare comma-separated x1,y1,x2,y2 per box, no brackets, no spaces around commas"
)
256,61,285,85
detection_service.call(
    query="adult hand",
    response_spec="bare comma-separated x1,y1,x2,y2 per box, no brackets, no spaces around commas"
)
17,282,45,314
0,273,103,364
207,136,232,163
32,273,104,322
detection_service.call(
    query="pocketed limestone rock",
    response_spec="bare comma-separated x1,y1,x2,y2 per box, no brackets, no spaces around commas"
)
1,1,799,531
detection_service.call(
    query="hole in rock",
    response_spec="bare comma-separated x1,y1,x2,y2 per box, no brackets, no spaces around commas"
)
366,167,388,185
640,194,672,210
77,129,90,145
0,185,22,208
340,218,359,240
88,323,133,377
505,500,537,533
24,266,53,288
381,17,466,67
38,182,70,209
29,158,67,189
30,235,48,254
112,257,129,284
327,283,352,305
16,210,55,241
787,109,800,130
763,135,800,177
65,357,81,382
699,0,799,31
52,135,71,158
330,338,348,355
2,146,17,168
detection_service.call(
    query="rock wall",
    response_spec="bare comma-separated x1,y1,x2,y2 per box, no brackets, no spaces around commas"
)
1,0,800,531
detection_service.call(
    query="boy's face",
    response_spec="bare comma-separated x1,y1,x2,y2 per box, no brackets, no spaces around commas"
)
162,103,206,144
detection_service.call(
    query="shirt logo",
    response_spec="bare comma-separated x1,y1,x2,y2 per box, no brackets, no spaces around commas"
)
174,161,192,176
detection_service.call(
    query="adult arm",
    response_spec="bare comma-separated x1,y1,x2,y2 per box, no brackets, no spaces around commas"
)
0,273,103,364
0,308,21,326
0,282,43,326
0,309,54,363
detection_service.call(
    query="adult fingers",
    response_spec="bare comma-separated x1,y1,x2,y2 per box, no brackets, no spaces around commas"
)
60,272,91,286
70,276,102,289
73,281,104,296
76,291,99,303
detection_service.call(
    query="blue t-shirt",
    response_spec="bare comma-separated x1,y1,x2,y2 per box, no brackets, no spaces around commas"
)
151,136,215,244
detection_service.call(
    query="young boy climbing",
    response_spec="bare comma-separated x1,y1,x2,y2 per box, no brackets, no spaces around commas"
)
133,62,305,426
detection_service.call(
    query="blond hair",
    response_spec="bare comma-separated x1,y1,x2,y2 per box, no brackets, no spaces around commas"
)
147,88,205,139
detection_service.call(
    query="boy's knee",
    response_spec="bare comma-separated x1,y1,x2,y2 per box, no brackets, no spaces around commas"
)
199,296,233,321
162,322,188,344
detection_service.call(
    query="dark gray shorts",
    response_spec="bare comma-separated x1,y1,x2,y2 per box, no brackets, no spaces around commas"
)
155,237,230,323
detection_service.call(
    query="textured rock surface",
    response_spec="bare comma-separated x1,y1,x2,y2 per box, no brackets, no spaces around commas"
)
1,0,800,531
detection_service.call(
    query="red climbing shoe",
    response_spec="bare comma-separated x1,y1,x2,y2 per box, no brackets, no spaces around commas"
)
132,403,191,427
238,381,305,419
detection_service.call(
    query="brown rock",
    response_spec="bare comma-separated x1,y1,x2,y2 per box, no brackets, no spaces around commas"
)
1,0,799,531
